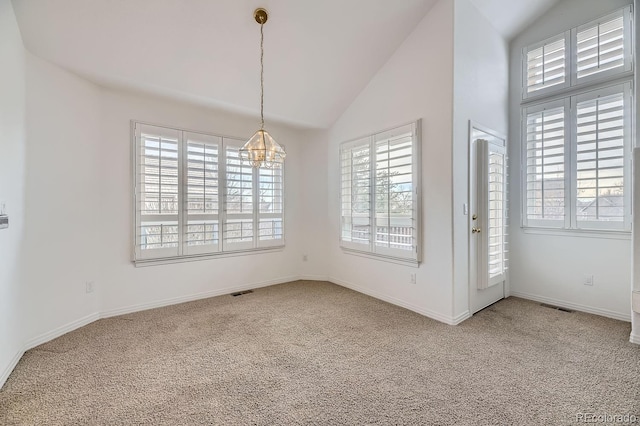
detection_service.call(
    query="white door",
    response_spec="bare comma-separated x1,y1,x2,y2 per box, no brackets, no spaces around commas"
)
470,125,507,314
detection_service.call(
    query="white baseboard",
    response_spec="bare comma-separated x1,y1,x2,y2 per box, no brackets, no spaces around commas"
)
0,349,25,390
2,312,101,388
24,312,101,350
101,275,300,319
630,333,640,345
298,275,330,281
19,277,634,389
1,275,301,390
510,291,631,322
452,310,472,325
328,276,460,325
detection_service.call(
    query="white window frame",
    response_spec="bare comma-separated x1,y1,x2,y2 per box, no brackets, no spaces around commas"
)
132,121,285,265
339,120,422,264
521,5,634,235
522,98,571,229
571,6,634,88
570,84,632,232
183,131,223,257
134,124,184,260
521,83,633,233
523,5,634,101
522,31,571,100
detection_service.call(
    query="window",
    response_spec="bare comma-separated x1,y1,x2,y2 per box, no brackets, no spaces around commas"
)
523,84,632,231
574,87,629,229
524,33,569,97
134,123,284,263
524,100,568,227
340,121,421,262
573,9,633,83
522,5,633,233
523,6,633,100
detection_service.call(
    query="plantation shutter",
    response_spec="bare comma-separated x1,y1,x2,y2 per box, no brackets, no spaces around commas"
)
524,33,568,97
524,101,568,227
478,139,507,289
133,124,287,263
184,132,221,255
574,85,630,230
135,124,181,259
340,138,372,251
340,121,421,262
257,165,284,248
374,123,417,259
574,8,631,82
223,139,255,251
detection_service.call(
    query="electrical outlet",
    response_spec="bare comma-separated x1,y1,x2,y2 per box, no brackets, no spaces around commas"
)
302,254,308,262
86,281,95,293
584,275,594,286
410,273,417,284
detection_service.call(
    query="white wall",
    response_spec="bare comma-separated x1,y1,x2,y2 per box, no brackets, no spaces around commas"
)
2,0,633,393
21,52,103,342
298,129,330,281
1,15,311,387
0,0,27,387
98,89,308,314
452,0,509,318
508,0,633,321
326,0,457,323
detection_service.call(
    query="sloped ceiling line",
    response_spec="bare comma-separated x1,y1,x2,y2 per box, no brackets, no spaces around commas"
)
12,0,560,129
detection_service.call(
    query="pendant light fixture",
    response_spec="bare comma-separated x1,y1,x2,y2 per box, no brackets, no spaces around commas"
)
239,8,286,169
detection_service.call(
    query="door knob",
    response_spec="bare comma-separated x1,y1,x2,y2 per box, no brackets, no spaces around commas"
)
472,227,481,234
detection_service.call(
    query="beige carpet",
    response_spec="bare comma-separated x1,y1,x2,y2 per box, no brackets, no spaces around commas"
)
1,280,638,425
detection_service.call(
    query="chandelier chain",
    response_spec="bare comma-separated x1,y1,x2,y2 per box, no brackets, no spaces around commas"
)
260,20,265,130
239,9,285,169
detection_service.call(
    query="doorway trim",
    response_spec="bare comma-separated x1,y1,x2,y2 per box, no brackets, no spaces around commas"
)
468,120,510,315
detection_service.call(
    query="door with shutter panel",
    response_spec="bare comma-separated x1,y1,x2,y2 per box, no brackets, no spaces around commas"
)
470,125,507,314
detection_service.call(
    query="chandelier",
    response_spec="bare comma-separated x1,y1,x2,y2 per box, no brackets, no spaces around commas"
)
239,8,286,168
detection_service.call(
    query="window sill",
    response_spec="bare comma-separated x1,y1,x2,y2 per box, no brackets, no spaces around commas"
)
134,246,285,267
341,247,420,267
520,227,631,240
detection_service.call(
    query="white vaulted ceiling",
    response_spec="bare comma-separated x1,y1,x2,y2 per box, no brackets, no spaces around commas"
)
11,0,561,129
469,0,562,40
